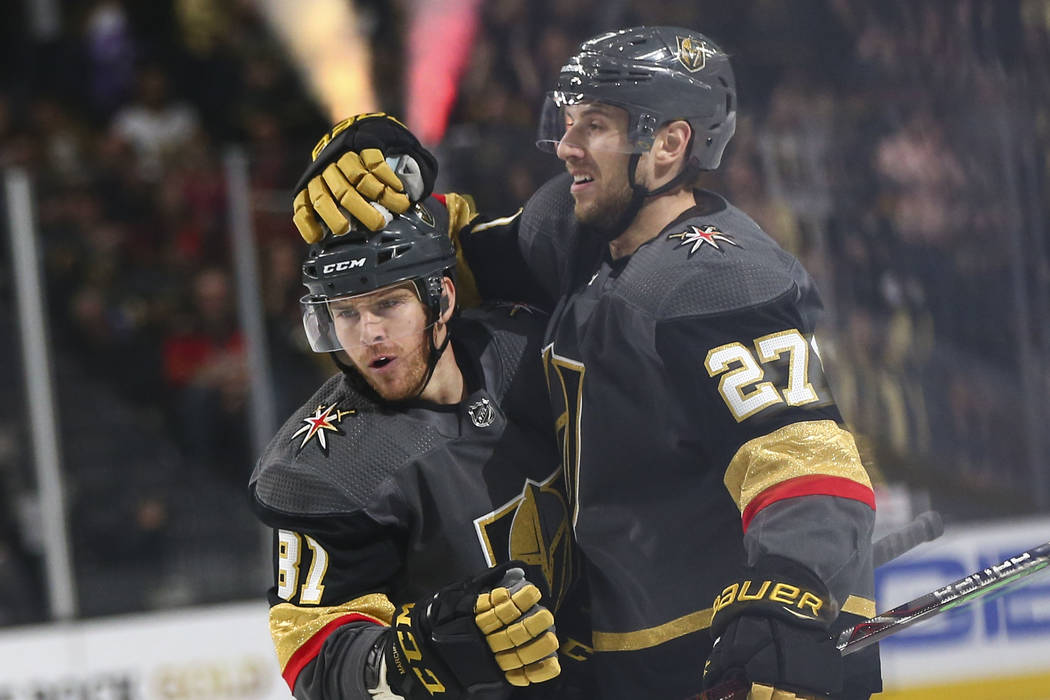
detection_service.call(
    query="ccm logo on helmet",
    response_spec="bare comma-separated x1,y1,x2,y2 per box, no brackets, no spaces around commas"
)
322,258,366,274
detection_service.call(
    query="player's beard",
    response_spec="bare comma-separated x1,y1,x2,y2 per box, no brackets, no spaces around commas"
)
354,333,432,402
572,170,635,236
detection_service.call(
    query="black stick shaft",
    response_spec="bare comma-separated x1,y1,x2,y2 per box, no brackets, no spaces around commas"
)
872,510,944,568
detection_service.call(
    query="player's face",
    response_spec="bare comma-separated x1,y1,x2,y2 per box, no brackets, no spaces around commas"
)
330,282,432,401
555,103,635,231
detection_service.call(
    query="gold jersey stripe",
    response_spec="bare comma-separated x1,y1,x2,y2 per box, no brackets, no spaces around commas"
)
591,607,714,652
270,593,395,670
841,594,877,618
724,420,873,514
445,192,482,307
589,595,875,653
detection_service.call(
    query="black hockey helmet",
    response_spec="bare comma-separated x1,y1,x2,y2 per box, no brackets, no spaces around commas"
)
537,26,736,171
300,198,455,352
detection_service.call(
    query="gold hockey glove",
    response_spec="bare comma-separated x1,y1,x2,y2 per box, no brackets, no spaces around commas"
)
379,561,559,700
475,566,561,686
292,113,438,242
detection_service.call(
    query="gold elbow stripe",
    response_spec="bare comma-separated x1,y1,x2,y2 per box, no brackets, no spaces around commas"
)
444,192,478,231
270,593,395,671
469,208,522,233
842,595,877,618
591,607,714,652
724,420,873,514
444,192,482,308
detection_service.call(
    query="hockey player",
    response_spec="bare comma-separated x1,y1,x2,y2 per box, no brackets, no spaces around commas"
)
249,197,578,700
291,27,881,700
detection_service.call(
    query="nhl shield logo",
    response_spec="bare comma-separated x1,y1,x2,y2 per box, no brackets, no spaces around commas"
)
677,36,716,72
468,397,496,428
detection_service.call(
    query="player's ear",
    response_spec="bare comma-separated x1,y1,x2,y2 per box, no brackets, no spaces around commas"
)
657,120,692,164
438,276,456,324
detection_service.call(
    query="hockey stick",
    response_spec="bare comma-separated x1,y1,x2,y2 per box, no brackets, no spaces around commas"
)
872,511,943,568
701,538,1050,699
836,538,1050,654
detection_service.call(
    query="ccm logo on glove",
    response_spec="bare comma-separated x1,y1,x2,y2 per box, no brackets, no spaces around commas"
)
392,604,447,694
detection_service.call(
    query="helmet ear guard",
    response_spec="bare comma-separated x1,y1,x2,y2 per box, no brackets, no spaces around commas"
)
412,272,454,323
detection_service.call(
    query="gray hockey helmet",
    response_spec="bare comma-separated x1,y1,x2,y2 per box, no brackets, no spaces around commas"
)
300,198,454,352
537,26,736,170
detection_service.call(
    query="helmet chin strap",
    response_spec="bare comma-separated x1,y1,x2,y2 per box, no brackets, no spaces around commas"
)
594,152,700,243
597,153,646,242
408,275,453,400
409,312,451,400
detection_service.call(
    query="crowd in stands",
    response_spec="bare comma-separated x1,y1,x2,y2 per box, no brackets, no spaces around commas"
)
0,0,1047,626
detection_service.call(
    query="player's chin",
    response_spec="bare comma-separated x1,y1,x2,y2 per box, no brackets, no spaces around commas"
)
367,374,422,402
572,200,600,225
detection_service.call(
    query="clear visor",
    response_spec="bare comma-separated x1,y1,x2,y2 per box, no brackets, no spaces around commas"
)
301,282,441,353
535,92,655,155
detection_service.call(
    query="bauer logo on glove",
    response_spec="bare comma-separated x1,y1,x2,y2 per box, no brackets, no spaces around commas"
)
712,579,828,623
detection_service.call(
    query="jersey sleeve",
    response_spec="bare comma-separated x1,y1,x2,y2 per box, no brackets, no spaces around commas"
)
250,472,404,698
653,276,876,611
458,173,583,308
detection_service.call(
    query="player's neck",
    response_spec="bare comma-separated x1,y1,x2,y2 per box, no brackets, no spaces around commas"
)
418,337,465,405
608,187,696,260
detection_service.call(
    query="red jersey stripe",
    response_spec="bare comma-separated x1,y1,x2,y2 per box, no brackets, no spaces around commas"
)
741,474,875,532
282,612,386,690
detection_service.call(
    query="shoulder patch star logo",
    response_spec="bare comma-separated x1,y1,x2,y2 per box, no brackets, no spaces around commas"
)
290,403,356,454
667,225,740,256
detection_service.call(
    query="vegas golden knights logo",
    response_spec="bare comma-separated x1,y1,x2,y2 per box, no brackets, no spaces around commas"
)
415,202,436,227
541,345,584,529
677,36,715,73
474,469,573,611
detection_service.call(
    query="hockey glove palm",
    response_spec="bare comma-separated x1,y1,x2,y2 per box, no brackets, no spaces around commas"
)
292,113,438,242
702,557,842,699
380,562,559,700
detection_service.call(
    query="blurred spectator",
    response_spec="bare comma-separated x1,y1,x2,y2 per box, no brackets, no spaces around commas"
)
27,96,90,182
162,267,249,483
83,0,138,119
109,64,200,182
156,130,227,266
